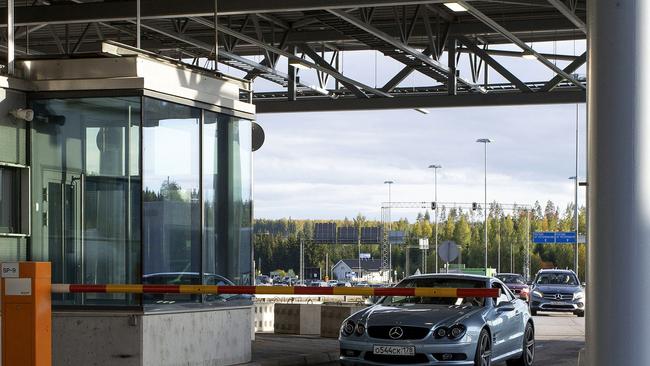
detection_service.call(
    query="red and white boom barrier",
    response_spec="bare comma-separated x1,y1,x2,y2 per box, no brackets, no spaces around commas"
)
51,284,500,298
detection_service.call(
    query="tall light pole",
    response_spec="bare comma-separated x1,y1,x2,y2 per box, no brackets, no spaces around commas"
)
476,138,491,271
384,180,394,282
428,165,442,273
569,176,579,274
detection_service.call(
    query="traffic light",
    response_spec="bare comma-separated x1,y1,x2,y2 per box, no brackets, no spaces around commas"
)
472,202,479,211
431,202,437,210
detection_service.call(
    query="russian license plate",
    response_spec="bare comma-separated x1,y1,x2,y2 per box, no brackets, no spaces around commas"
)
373,345,415,356
551,301,567,305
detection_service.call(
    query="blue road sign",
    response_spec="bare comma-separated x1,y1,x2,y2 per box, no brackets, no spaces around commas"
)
533,232,556,243
533,231,578,244
555,232,577,243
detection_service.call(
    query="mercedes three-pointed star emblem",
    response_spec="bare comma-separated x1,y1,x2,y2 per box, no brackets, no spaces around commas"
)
389,326,404,339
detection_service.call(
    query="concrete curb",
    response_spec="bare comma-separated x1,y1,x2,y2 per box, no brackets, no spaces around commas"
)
237,351,338,366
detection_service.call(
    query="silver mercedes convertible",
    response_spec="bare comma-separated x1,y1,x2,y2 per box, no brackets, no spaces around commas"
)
339,274,534,366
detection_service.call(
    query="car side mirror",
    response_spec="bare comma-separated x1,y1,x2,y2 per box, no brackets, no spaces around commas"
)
582,282,587,287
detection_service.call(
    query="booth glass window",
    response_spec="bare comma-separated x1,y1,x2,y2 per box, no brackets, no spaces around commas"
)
0,167,20,234
30,97,142,306
142,97,201,303
228,118,253,285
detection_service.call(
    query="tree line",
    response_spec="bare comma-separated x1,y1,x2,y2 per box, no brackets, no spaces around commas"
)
254,200,587,281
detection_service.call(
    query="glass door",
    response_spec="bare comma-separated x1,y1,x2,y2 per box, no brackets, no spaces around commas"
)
43,170,83,302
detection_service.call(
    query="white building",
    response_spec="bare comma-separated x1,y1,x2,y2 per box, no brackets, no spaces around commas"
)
331,259,388,283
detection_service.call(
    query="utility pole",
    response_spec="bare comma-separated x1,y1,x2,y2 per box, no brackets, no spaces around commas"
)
429,164,442,273
476,138,491,272
384,180,394,282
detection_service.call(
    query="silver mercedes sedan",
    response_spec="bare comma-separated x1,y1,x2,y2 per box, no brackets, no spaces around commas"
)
339,274,534,366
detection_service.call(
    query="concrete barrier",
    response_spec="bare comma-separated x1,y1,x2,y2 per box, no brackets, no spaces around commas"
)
273,304,322,335
52,306,253,366
320,304,367,338
254,302,275,332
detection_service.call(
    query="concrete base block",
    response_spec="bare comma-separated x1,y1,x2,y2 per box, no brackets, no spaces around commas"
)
273,304,321,335
254,303,275,332
53,305,253,366
320,304,367,338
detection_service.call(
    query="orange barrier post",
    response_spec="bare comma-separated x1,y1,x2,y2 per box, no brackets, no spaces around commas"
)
2,262,51,366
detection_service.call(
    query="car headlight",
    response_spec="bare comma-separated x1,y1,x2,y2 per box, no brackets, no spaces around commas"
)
448,324,467,339
434,327,449,339
433,325,466,340
341,320,355,337
532,290,544,298
355,322,366,336
574,292,584,300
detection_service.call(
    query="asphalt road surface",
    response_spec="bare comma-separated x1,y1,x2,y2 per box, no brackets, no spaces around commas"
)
323,313,585,366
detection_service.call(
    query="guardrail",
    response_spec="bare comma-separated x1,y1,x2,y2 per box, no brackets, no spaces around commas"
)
51,284,499,298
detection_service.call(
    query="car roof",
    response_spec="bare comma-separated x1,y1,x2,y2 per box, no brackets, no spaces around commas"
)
537,269,576,274
407,273,490,282
496,273,523,276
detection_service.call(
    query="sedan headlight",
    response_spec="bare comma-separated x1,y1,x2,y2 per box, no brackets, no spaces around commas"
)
341,320,355,337
532,290,544,298
433,325,466,340
448,324,467,339
574,292,584,300
355,322,366,336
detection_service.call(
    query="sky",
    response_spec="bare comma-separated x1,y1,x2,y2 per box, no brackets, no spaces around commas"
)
223,40,588,221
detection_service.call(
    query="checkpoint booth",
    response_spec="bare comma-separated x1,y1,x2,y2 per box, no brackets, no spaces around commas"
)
0,42,256,366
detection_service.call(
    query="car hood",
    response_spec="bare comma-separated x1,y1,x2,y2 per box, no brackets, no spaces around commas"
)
362,304,483,328
506,284,529,290
533,284,582,293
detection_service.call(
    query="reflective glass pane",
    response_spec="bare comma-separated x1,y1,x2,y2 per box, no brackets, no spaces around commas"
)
142,98,201,303
228,118,252,285
30,97,141,306
0,167,19,234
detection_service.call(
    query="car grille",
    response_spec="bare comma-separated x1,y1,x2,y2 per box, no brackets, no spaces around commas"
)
367,326,430,340
542,293,573,300
364,353,430,364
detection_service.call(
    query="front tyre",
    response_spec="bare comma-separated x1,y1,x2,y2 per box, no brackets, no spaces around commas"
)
474,329,492,366
506,323,535,366
575,310,585,318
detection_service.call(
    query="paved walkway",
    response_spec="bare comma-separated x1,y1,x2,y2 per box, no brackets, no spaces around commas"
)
240,313,584,366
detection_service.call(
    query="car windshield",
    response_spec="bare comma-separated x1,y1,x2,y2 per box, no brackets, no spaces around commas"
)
535,273,579,286
496,274,526,284
380,277,487,307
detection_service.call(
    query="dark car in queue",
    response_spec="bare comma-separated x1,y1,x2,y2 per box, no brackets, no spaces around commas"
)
529,269,585,317
142,272,251,304
339,274,535,366
495,273,530,302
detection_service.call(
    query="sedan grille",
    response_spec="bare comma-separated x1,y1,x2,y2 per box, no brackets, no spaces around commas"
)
542,293,573,300
367,326,430,340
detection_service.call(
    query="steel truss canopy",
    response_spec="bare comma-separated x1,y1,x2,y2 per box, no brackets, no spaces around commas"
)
1,0,587,113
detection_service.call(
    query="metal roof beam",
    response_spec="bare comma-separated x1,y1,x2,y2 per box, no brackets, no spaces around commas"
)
0,0,457,26
326,9,484,93
135,22,329,95
190,16,392,97
299,44,368,98
547,0,586,34
539,51,587,92
255,89,586,113
457,0,585,90
456,36,532,93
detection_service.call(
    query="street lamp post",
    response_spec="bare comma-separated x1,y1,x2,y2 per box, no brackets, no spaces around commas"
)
476,138,491,271
428,164,442,273
569,176,579,274
384,180,394,282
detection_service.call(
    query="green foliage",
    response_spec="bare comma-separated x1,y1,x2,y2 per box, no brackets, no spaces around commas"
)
254,204,588,281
